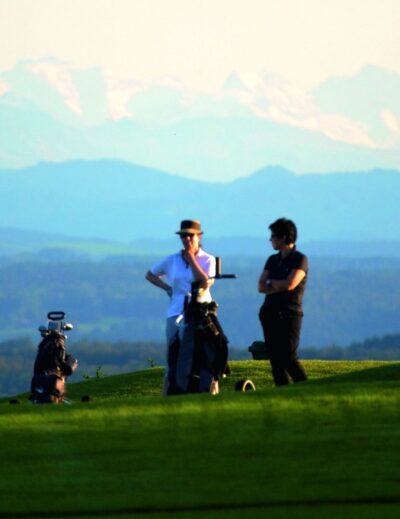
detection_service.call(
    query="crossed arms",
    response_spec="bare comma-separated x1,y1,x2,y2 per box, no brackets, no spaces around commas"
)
258,268,306,295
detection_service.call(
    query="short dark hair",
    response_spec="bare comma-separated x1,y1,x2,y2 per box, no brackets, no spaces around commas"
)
269,218,297,245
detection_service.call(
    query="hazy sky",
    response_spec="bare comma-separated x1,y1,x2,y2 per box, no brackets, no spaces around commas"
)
0,0,399,91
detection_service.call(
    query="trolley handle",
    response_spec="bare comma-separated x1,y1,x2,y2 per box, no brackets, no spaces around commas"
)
213,257,238,280
47,311,66,321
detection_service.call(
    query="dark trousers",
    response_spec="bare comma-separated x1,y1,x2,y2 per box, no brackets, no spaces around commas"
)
259,305,307,386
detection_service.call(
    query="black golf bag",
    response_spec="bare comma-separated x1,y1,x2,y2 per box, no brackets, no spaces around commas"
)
30,312,77,404
166,286,230,395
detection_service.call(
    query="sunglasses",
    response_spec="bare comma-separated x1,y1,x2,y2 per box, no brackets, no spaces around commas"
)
180,233,196,238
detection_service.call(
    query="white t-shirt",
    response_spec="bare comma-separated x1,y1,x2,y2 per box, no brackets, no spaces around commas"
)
150,249,216,318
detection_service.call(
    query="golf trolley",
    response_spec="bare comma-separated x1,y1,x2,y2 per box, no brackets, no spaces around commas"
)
29,311,78,404
167,257,252,395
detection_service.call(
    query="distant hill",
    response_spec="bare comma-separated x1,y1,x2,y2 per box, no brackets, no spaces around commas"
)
0,160,400,242
2,226,400,259
0,227,142,259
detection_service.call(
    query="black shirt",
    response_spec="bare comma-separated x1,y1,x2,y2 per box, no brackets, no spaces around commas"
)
263,248,308,312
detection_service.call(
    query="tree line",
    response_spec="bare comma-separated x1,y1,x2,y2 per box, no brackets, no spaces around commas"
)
0,254,399,348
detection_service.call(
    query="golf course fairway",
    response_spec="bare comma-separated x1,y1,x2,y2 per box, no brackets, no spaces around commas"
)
1,360,399,518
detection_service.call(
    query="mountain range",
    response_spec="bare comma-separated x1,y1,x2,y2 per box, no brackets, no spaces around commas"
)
0,59,399,180
1,159,400,243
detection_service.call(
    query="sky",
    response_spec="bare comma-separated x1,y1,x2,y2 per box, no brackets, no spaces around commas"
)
1,0,399,92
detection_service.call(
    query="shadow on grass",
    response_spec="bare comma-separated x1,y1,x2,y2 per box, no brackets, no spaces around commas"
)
303,361,400,387
1,496,400,518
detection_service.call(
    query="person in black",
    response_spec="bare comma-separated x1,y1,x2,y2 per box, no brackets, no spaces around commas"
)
258,218,308,386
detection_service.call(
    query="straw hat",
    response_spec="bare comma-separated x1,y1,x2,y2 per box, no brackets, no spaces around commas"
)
175,219,203,235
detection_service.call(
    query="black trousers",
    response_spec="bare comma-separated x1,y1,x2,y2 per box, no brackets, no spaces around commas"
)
259,305,307,386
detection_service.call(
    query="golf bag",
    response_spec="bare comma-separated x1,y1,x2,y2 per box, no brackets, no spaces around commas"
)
30,312,77,404
166,288,229,395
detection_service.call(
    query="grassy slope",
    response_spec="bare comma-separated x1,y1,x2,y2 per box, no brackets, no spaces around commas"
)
0,360,399,519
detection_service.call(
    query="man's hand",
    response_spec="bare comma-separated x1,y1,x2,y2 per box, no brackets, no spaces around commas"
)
182,242,196,259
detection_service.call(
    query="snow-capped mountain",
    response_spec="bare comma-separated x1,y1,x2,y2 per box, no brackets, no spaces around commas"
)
0,59,399,180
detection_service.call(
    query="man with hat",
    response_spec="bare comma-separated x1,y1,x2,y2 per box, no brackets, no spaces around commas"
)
146,219,216,394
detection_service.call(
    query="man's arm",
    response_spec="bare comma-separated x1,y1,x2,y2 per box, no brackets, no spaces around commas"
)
258,269,278,294
269,269,306,292
183,251,214,289
145,270,172,296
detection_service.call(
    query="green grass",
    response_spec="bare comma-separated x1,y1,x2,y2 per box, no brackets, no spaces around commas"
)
1,360,400,518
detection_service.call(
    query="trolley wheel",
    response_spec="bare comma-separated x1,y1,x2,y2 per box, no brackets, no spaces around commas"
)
235,379,256,392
